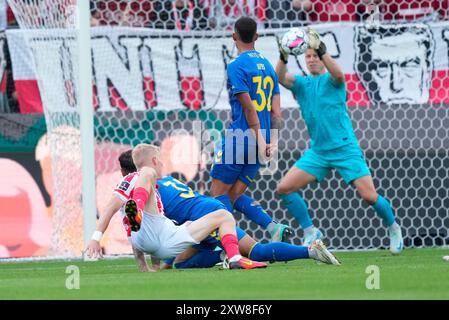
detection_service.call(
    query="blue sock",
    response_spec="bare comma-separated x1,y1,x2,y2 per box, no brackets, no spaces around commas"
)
372,195,395,227
249,243,309,262
174,250,222,269
215,194,234,213
234,195,272,229
279,192,313,229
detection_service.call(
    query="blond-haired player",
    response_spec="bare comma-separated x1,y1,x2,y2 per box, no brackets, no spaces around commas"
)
86,143,267,270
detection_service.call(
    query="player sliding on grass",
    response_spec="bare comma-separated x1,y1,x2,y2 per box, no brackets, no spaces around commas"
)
117,149,340,268
209,16,292,243
275,28,403,254
164,225,341,269
86,144,267,270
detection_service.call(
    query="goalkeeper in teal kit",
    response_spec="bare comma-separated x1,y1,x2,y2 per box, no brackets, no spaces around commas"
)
275,29,403,254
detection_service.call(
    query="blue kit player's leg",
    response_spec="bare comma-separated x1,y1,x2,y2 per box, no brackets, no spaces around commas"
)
174,249,222,269
173,227,340,268
249,242,309,261
231,174,293,242
210,148,238,214
175,227,249,269
211,147,292,242
239,228,340,265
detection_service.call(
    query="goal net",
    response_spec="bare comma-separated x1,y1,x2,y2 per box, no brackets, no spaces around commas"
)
6,0,90,257
5,0,449,258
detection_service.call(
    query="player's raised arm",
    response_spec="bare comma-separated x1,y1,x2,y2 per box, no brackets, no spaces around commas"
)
85,195,123,259
307,28,345,84
275,36,295,89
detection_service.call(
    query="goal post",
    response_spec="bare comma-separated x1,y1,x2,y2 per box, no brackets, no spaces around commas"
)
77,0,97,252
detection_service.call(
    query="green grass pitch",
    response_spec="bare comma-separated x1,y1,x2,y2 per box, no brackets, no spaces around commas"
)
1,248,448,300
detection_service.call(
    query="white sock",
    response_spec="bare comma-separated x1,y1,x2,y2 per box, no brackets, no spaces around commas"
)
228,255,242,263
304,225,315,235
308,248,317,259
388,222,400,233
267,222,277,233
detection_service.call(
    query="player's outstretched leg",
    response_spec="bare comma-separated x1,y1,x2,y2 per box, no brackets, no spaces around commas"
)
309,240,341,265
219,231,267,270
233,194,293,242
237,234,340,266
174,250,223,269
169,231,342,269
186,210,267,270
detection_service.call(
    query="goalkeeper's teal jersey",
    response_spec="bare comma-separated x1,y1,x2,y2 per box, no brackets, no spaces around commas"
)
291,72,359,152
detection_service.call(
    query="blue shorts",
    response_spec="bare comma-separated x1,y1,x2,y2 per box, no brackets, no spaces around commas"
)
295,145,371,184
194,227,248,251
210,142,260,186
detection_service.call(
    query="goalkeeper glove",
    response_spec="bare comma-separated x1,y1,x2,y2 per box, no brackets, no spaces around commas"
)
276,34,289,64
307,27,327,60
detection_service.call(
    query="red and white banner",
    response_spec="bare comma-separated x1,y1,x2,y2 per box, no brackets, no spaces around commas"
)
6,22,449,113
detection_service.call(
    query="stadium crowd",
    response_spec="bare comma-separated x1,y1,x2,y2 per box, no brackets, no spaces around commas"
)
2,1,448,31
1,0,449,112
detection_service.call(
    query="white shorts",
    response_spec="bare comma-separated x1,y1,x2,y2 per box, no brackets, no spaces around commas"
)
130,212,199,259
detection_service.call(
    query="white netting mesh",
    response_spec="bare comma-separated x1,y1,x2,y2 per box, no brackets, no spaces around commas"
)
8,0,78,28
7,1,84,256
5,0,449,257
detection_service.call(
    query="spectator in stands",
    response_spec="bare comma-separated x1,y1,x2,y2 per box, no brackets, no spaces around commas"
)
356,0,380,22
0,23,18,113
90,1,102,26
308,0,359,22
0,0,7,30
7,6,16,27
172,0,195,30
149,0,173,29
0,0,7,112
92,0,153,27
0,36,7,112
264,0,311,28
1,0,17,28
149,0,196,30
206,0,261,30
357,0,447,23
191,1,211,30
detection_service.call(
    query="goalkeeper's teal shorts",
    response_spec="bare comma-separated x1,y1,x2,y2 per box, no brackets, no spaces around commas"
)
294,144,371,184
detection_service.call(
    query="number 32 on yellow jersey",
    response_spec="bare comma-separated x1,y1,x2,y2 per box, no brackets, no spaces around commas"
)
252,76,274,112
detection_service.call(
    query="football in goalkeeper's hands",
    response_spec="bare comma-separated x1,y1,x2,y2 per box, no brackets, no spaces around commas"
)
280,27,309,56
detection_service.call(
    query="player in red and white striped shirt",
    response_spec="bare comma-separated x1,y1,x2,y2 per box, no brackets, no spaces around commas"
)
86,144,267,271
